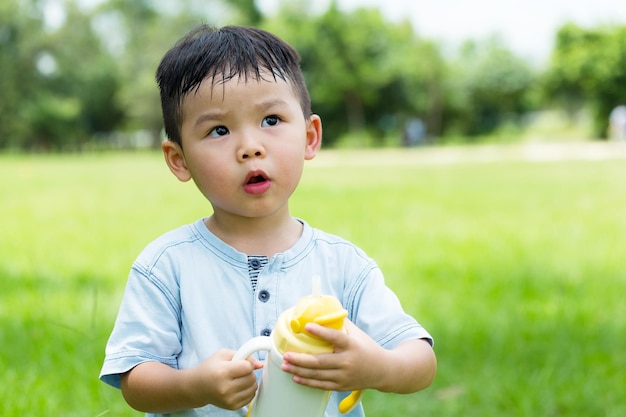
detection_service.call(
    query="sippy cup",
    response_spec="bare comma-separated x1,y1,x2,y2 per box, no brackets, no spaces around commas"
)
232,277,362,417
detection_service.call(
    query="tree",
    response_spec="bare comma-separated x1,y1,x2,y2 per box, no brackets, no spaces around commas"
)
0,0,46,148
226,0,262,25
444,37,536,138
545,23,626,138
0,0,125,150
45,2,125,147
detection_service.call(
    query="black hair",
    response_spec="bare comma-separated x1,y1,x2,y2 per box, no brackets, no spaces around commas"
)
156,24,312,146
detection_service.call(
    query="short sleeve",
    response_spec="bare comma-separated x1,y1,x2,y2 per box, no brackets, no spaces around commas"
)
99,262,182,388
347,267,433,349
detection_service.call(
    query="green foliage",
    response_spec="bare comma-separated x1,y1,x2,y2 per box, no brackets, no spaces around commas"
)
1,147,625,415
545,23,626,137
445,37,536,137
226,0,263,25
0,0,46,148
0,0,125,150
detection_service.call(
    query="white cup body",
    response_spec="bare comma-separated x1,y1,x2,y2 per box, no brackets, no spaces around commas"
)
233,336,331,417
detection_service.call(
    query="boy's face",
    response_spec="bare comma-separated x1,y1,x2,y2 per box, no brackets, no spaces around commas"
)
162,72,321,222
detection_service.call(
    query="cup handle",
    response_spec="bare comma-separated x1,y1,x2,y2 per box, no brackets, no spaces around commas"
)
232,336,273,361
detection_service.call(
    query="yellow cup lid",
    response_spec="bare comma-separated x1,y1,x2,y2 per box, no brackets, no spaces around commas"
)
273,294,348,354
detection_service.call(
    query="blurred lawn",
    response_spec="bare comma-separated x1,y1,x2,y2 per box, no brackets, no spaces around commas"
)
1,146,625,416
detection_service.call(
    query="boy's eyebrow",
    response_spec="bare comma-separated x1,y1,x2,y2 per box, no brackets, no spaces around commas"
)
193,111,225,128
256,98,290,111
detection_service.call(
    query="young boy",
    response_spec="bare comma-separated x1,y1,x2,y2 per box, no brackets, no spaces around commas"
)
100,25,436,417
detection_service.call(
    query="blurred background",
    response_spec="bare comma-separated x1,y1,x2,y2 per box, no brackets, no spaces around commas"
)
2,1,626,416
2,0,626,152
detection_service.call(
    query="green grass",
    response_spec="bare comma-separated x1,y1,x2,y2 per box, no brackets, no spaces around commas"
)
1,146,625,416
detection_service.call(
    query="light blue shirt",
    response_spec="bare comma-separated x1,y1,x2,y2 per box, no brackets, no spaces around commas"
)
100,218,433,417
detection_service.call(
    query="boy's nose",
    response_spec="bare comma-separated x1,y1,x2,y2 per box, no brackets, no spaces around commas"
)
238,133,265,161
241,150,263,159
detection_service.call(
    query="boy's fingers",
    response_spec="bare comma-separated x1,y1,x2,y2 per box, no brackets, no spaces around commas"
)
249,358,264,369
304,322,346,345
282,349,331,370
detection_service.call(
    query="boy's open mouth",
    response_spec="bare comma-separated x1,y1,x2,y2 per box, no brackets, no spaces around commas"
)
243,171,271,194
245,170,269,184
247,175,267,184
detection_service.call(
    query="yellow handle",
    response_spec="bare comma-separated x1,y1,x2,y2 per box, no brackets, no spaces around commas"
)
338,390,362,414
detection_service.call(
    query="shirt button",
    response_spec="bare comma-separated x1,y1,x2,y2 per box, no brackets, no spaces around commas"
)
258,290,270,302
261,328,272,337
250,258,261,269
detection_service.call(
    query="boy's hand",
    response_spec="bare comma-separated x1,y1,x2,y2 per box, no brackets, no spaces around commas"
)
280,320,436,394
192,349,262,410
280,320,385,392
121,349,262,413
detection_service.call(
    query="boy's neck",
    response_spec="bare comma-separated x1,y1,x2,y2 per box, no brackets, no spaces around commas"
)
204,214,303,257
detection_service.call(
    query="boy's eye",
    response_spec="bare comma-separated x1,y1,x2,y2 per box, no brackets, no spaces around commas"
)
209,126,229,137
262,115,280,127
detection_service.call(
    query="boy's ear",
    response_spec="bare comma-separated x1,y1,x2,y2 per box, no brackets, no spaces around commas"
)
304,114,322,160
162,140,192,182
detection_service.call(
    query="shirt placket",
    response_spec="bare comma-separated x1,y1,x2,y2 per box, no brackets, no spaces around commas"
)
252,256,282,360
